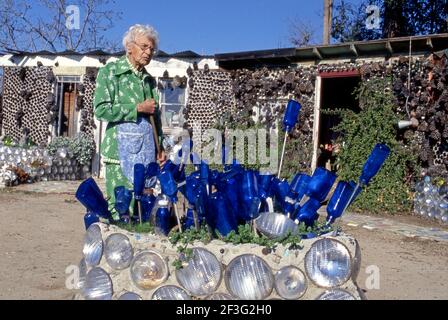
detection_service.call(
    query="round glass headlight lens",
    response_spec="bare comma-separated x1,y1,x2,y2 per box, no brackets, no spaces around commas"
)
175,248,222,296
224,254,274,300
351,239,361,282
104,233,134,270
206,293,235,300
77,258,87,290
274,266,307,300
82,267,113,300
255,212,298,240
130,250,169,290
118,292,142,300
317,289,356,300
304,238,352,288
152,285,191,300
83,224,103,267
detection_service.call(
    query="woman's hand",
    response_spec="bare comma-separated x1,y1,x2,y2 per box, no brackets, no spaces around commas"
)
137,99,156,114
157,150,167,166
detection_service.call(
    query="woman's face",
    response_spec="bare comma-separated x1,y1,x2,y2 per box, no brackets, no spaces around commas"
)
128,34,155,67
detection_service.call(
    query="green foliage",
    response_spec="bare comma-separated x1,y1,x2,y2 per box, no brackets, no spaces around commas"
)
1,135,35,148
278,129,314,179
2,136,16,147
331,0,448,43
168,224,211,270
333,77,420,214
22,139,36,149
47,132,95,165
168,223,213,246
116,222,154,234
117,219,331,270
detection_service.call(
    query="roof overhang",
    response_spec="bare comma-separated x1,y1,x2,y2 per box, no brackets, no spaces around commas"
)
215,33,448,69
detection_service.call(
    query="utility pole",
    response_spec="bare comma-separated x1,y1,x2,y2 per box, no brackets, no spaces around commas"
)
323,0,333,45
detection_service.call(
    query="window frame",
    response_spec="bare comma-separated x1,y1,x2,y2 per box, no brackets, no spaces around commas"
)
157,77,187,129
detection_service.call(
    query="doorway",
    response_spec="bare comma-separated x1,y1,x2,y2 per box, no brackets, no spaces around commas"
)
54,76,81,137
317,74,361,171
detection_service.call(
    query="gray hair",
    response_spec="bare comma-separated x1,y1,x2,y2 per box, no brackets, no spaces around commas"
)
122,24,159,51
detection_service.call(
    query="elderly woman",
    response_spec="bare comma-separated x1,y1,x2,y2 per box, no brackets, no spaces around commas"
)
94,24,165,221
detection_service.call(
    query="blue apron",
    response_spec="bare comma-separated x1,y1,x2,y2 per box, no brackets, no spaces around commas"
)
117,117,155,185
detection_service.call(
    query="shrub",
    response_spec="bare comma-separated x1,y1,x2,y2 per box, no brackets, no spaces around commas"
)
47,132,95,165
333,77,420,214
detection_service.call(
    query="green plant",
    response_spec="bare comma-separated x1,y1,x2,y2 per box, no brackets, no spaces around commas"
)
47,132,95,165
2,136,16,147
115,222,155,234
333,77,420,214
168,223,212,270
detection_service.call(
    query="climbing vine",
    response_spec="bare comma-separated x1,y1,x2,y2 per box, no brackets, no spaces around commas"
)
332,77,420,214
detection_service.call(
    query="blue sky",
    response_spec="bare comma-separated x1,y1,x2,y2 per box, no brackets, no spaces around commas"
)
106,0,362,55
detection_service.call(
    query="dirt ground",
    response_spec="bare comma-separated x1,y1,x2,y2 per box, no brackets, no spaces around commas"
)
0,189,447,300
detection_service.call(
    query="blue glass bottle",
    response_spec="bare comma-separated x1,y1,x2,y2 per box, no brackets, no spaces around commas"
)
141,193,157,223
184,207,203,230
290,173,311,202
83,211,99,230
76,177,110,219
284,173,311,216
359,144,391,186
155,199,171,236
159,169,178,201
348,180,362,204
239,170,261,221
295,167,336,225
208,192,238,237
305,167,337,202
257,172,274,212
133,163,146,199
295,198,321,226
326,181,354,223
283,100,302,133
114,186,132,215
270,177,289,210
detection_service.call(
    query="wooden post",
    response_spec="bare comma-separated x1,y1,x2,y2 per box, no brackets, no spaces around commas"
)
149,115,161,155
323,0,333,45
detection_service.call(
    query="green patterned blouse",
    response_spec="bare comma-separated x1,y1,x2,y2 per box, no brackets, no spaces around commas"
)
93,55,164,163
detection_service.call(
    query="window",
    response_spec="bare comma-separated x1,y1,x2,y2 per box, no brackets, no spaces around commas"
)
158,79,186,128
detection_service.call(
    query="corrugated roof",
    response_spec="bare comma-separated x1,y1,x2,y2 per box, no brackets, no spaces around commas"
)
0,48,204,58
215,33,448,68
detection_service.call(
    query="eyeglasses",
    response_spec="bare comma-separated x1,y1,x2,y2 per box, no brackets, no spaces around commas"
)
133,42,156,54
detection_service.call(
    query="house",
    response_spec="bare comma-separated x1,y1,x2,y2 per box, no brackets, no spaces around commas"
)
0,50,217,177
1,33,447,179
210,33,448,175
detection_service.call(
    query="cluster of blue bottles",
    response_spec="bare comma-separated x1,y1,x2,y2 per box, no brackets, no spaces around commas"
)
76,98,391,238
77,139,391,237
413,176,448,224
77,143,391,236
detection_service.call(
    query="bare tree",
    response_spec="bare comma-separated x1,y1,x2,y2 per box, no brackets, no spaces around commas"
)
0,0,122,53
288,18,318,47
